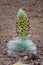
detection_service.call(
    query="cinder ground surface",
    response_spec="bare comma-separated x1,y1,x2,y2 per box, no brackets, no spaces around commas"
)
0,0,43,65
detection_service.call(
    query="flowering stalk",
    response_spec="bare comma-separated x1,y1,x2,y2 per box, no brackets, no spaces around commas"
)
16,8,29,40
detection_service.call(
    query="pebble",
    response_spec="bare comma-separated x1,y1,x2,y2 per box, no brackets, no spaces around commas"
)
13,62,28,65
23,56,28,60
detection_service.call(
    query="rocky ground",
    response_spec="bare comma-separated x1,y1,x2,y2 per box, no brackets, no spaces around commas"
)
0,0,43,65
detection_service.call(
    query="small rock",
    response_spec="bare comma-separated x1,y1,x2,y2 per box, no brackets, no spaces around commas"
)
3,49,7,55
23,56,28,60
13,62,28,65
29,54,38,60
19,52,27,57
38,40,40,42
38,62,40,65
34,61,41,65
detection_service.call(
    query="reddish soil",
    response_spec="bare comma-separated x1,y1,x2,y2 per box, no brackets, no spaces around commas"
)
0,0,43,65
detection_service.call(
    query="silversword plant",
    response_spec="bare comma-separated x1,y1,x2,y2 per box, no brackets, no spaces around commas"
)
7,8,37,55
